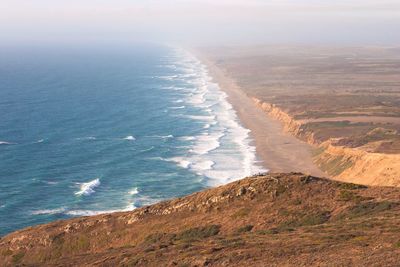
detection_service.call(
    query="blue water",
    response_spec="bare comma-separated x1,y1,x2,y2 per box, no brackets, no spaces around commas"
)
0,44,265,236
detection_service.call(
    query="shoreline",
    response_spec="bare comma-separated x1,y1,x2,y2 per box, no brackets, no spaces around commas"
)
194,51,326,178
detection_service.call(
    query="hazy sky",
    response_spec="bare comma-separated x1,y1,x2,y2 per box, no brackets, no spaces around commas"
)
1,0,399,45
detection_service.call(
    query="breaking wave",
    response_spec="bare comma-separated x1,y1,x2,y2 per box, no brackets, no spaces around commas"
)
75,178,101,196
161,48,266,185
123,135,136,141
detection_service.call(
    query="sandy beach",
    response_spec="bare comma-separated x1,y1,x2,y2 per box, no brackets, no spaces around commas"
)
195,52,326,177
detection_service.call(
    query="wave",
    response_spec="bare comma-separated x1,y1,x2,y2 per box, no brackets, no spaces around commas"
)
139,146,155,153
157,64,177,70
75,136,96,141
134,195,161,206
65,204,136,217
170,106,185,109
167,157,191,169
129,187,139,195
147,135,173,139
0,141,14,145
43,180,58,185
31,208,66,215
185,115,216,122
190,132,224,155
179,136,196,141
36,139,45,143
156,75,179,81
123,136,136,141
75,178,100,196
164,48,267,185
190,160,215,172
31,203,136,217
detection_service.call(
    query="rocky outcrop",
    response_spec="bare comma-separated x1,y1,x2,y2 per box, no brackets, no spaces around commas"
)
253,97,400,186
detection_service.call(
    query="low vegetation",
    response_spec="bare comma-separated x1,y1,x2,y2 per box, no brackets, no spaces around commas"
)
2,173,400,266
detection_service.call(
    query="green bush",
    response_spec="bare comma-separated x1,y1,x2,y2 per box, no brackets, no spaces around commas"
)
338,183,367,190
347,201,396,217
338,190,365,202
280,211,331,229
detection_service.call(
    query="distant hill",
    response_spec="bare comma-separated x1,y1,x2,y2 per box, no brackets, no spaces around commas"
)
2,172,400,266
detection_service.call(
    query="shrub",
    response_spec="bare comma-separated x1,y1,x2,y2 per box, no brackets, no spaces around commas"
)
176,225,221,241
348,201,396,217
338,183,367,190
1,249,12,256
280,211,331,229
12,251,25,263
338,190,365,202
219,238,245,248
231,208,250,219
236,225,254,233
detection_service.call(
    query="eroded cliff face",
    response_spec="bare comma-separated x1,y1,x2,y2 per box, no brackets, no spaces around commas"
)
253,98,400,187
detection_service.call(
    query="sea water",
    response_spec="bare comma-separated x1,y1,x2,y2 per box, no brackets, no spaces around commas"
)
0,44,265,235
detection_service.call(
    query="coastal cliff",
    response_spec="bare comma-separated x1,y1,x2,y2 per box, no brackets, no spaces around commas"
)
254,98,400,187
2,172,400,266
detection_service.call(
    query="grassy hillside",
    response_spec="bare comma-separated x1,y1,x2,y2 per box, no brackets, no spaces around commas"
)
2,173,400,266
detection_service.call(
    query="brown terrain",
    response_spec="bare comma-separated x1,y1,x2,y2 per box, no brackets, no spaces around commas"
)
199,46,400,186
2,173,400,266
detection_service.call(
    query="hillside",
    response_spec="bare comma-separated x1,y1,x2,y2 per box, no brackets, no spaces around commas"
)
2,173,400,266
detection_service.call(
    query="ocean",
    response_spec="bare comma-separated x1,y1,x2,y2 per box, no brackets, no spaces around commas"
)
0,44,265,235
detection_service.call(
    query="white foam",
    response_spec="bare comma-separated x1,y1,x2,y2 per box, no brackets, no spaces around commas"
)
167,157,191,169
179,136,196,141
124,136,136,141
75,178,100,196
76,137,96,141
31,208,66,215
164,48,267,185
129,187,139,195
185,115,216,121
148,135,173,139
156,75,179,80
65,202,136,216
0,141,13,145
36,139,44,143
134,195,161,206
44,180,58,185
190,160,215,172
170,106,185,109
190,132,224,155
161,86,190,91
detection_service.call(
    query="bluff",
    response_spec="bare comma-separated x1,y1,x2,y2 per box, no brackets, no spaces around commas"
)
254,98,400,187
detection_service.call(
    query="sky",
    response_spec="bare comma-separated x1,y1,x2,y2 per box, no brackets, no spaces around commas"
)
1,0,399,46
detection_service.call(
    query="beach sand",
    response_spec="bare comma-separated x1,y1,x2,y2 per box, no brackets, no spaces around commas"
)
195,53,326,177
